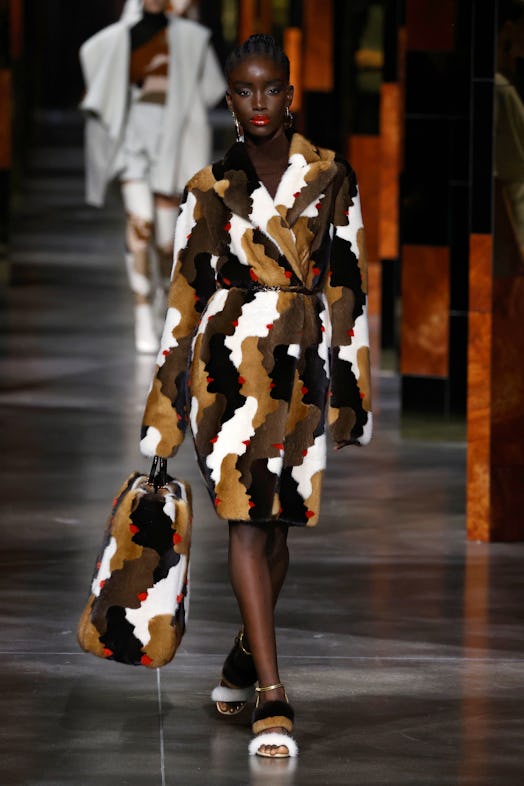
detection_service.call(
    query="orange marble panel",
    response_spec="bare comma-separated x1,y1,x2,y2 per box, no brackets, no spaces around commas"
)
379,83,401,260
469,234,493,312
0,69,12,169
347,135,380,263
302,0,333,91
284,27,302,112
400,245,450,377
466,311,492,541
406,0,455,52
10,0,24,59
259,0,272,33
238,0,256,42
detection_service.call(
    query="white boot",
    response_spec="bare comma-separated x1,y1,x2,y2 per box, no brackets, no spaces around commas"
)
134,303,159,354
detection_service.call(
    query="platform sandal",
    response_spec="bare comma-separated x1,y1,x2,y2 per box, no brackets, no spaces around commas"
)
248,683,298,758
210,629,257,715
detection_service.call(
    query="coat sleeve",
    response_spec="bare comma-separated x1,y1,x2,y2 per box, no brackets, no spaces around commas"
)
199,41,227,108
140,183,217,458
324,162,373,447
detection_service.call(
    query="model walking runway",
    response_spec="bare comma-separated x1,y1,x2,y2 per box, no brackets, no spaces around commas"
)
0,112,523,785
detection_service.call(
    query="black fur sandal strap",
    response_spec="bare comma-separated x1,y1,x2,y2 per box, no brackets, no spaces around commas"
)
222,629,257,688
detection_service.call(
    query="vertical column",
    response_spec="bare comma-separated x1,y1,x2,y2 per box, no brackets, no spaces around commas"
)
400,0,470,414
466,0,524,541
238,0,272,40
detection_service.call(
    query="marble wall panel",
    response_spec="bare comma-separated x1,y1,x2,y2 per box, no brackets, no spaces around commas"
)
400,245,450,377
379,82,401,260
302,0,333,91
466,308,492,542
469,234,492,312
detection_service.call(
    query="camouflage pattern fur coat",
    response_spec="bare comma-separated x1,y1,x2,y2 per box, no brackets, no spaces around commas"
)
141,133,372,526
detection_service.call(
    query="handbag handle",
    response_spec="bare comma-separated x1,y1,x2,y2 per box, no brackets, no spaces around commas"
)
148,456,168,490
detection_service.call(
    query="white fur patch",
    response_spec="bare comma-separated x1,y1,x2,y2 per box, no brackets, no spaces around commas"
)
92,536,117,596
140,426,162,457
267,456,283,476
335,188,364,250
224,291,280,368
228,214,252,266
124,556,187,646
291,433,326,500
156,306,182,366
274,152,308,207
248,731,299,757
318,297,331,375
287,343,300,359
195,289,229,338
206,396,258,484
338,304,370,373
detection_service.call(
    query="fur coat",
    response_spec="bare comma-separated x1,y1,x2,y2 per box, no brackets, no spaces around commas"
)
141,133,372,526
79,16,225,206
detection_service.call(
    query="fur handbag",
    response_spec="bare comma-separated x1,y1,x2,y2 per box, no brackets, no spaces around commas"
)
78,457,192,668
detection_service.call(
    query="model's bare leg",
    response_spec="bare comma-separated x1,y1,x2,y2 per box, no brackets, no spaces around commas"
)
227,521,291,757
121,180,158,353
153,194,178,328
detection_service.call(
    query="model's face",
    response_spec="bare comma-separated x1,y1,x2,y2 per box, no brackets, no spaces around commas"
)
143,0,169,14
226,55,294,141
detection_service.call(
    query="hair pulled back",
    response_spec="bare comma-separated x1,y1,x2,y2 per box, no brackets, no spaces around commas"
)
225,34,290,82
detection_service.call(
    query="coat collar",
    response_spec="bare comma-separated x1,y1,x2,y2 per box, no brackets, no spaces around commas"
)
213,134,337,281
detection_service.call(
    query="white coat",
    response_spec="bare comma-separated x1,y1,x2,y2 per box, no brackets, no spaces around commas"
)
79,15,226,207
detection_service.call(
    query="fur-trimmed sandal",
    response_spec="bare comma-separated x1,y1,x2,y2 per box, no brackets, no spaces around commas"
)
249,683,298,758
210,629,257,716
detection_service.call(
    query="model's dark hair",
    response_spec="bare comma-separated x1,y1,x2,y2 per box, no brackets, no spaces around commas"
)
225,34,290,82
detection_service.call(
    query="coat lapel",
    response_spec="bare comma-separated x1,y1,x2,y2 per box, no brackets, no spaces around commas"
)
214,134,337,283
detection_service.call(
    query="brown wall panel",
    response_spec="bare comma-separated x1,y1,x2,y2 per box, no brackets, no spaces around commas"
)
469,234,493,312
466,309,492,541
466,234,493,541
238,0,256,42
302,0,333,91
400,245,450,377
284,27,302,112
406,0,455,52
379,83,401,260
10,0,24,59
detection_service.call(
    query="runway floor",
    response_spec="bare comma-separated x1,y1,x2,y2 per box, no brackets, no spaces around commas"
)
1,114,523,785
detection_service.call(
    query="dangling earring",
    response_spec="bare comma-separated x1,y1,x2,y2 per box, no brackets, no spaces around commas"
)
284,106,294,130
231,112,244,142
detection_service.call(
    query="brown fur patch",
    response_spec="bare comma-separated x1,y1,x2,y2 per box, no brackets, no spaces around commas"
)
144,615,178,666
357,346,372,411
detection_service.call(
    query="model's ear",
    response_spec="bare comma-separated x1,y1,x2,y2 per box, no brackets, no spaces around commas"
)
287,85,295,107
225,91,233,111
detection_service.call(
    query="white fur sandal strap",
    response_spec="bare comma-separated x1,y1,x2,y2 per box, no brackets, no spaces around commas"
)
248,731,299,758
211,684,256,703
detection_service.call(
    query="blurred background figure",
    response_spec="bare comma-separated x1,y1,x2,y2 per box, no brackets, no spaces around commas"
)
495,0,524,261
79,0,225,353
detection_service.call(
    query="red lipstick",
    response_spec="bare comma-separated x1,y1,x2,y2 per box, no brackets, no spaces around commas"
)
250,115,270,126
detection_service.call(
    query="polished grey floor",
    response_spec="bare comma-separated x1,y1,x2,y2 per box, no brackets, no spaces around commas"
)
1,114,523,786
